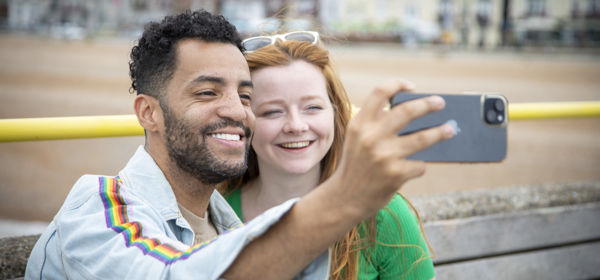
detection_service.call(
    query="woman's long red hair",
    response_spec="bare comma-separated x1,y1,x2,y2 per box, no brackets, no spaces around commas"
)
219,40,432,279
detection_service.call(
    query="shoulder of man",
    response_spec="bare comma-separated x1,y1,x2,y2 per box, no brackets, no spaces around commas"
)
58,174,111,212
27,175,177,279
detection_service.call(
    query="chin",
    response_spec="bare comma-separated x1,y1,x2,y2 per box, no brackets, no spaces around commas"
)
222,158,247,169
281,164,318,175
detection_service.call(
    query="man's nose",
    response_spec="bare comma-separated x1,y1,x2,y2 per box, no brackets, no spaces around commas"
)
216,92,247,121
283,111,309,134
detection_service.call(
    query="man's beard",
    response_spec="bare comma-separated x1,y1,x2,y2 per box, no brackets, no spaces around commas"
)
163,106,251,185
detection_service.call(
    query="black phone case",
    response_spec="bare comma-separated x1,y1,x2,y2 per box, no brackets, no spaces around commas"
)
390,93,508,162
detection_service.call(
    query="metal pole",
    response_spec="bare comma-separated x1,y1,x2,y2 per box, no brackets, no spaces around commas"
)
509,101,600,120
501,0,511,46
1,102,599,142
0,115,143,142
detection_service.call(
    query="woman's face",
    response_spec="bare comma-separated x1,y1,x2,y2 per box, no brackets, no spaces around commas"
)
250,60,335,175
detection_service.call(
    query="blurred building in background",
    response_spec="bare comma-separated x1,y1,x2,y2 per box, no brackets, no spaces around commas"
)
0,0,599,48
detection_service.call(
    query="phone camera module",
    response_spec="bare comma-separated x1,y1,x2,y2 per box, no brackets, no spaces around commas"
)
484,97,506,125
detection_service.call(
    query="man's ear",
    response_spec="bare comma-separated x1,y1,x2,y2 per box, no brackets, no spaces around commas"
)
134,94,163,132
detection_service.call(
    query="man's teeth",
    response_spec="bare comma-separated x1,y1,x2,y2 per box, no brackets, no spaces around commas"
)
210,133,241,141
281,141,310,149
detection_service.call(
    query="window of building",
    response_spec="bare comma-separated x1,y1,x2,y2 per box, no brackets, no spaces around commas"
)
527,0,546,17
587,0,600,18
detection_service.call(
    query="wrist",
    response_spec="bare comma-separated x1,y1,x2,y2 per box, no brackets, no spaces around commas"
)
314,173,375,225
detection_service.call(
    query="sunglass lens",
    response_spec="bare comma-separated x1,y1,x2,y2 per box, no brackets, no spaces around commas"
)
243,38,272,52
284,32,316,43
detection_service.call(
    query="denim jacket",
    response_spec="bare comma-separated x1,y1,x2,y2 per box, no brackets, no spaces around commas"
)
26,146,330,279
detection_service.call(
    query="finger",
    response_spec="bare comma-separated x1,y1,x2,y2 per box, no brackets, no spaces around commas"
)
358,80,414,121
382,81,416,112
397,80,416,92
381,95,445,136
388,159,427,185
386,123,455,158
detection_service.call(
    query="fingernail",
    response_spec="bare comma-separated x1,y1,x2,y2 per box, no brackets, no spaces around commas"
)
443,124,455,138
429,96,444,108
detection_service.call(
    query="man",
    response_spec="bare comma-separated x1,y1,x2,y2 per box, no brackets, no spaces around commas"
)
26,10,452,279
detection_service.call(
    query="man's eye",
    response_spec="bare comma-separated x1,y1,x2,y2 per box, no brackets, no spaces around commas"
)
195,91,216,96
239,94,251,106
240,94,251,101
262,110,282,117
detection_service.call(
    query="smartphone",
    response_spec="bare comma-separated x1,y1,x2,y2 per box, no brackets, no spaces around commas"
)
390,92,508,162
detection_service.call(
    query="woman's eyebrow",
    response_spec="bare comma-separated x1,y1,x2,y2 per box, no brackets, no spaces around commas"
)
300,95,326,101
255,99,284,107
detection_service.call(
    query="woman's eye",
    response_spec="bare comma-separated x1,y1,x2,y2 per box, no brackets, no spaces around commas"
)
306,105,323,111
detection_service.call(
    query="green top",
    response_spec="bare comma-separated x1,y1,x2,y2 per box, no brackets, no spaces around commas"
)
224,189,435,280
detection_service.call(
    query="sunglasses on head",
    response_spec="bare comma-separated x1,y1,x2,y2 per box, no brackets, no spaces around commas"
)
242,31,320,53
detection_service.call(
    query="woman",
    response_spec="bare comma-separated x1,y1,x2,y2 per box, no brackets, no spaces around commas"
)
220,31,435,279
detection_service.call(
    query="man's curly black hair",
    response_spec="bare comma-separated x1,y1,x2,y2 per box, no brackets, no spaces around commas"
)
129,10,244,98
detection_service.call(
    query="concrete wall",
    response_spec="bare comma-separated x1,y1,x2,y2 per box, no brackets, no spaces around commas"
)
410,181,600,279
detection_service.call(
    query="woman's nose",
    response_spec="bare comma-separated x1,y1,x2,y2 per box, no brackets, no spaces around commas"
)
283,112,309,134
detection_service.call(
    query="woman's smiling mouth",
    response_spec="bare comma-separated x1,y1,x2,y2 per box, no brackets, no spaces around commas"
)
279,141,312,149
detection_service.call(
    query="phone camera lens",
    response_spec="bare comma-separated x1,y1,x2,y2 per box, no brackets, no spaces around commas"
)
494,99,504,111
486,110,498,123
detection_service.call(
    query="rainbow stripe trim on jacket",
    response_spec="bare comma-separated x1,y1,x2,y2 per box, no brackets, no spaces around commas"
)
98,176,216,265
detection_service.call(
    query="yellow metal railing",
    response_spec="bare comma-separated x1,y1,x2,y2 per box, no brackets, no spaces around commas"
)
508,101,600,120
0,115,143,142
1,101,599,142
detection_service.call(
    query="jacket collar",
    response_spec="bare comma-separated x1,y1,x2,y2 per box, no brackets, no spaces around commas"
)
118,146,181,220
117,146,242,230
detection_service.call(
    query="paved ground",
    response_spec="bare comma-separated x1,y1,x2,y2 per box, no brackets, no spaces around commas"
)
1,35,599,222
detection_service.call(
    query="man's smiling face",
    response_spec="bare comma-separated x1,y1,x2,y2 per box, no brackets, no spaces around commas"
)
160,39,255,185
